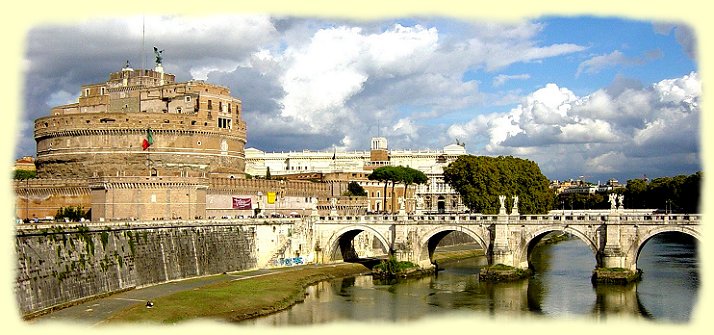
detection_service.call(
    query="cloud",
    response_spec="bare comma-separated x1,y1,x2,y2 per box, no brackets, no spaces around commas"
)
492,74,530,87
576,49,662,77
653,22,697,59
450,72,700,180
46,90,78,107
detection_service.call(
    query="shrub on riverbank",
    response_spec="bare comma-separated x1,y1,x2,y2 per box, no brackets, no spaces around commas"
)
371,256,423,279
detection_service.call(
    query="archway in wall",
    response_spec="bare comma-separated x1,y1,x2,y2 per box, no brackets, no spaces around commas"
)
521,228,598,269
634,230,699,322
437,196,446,214
525,228,598,316
326,227,390,267
418,226,488,268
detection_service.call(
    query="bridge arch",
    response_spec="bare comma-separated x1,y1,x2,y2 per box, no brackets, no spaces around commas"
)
323,224,391,262
631,225,701,265
516,225,598,269
416,225,489,264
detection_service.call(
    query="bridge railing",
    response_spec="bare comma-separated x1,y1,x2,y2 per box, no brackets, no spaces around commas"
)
15,217,303,232
617,214,701,224
313,212,701,226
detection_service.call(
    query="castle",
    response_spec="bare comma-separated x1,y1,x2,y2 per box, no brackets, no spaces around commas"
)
14,57,466,222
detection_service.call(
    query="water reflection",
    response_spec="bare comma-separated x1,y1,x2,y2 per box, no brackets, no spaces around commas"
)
242,233,697,325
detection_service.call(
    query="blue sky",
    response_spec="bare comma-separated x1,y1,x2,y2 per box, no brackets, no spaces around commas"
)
17,15,700,183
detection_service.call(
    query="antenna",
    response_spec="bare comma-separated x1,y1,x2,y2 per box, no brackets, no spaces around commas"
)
141,16,146,70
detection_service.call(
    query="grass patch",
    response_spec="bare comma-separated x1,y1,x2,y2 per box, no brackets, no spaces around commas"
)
478,264,531,282
104,263,368,324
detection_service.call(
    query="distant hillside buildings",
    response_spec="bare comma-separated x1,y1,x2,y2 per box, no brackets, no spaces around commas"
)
549,178,624,195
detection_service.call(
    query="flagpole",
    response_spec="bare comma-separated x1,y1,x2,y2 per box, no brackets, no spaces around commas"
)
146,129,150,177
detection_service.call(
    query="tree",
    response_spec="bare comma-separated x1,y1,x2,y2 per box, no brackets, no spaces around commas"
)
624,171,701,213
624,178,648,208
368,166,401,212
345,181,367,196
14,170,36,180
443,155,554,214
55,206,89,222
397,166,428,199
557,192,606,210
681,172,701,213
265,166,271,180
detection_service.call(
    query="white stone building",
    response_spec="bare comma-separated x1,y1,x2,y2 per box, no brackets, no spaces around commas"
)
245,137,468,213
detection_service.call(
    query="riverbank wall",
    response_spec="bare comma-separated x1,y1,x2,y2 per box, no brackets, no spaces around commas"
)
15,220,270,317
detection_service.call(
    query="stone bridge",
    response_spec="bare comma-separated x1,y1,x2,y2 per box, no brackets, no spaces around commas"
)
309,209,701,272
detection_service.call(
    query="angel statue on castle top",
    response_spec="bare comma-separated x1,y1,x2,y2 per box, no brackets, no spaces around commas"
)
153,46,164,65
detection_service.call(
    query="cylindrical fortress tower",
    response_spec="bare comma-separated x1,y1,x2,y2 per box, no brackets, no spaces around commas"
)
34,64,247,179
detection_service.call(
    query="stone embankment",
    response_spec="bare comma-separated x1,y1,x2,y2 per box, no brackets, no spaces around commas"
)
16,221,258,318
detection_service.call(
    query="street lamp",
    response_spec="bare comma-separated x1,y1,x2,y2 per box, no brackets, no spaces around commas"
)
186,192,191,220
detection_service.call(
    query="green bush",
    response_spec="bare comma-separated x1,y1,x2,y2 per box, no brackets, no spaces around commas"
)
373,256,417,277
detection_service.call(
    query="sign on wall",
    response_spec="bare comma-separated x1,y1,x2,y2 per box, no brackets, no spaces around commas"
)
232,197,252,209
267,192,276,204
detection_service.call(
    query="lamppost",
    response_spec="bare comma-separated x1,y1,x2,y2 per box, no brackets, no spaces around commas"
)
186,192,191,220
666,199,671,214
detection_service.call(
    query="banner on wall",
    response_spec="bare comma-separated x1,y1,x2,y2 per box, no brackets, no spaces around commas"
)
267,192,276,204
232,197,252,210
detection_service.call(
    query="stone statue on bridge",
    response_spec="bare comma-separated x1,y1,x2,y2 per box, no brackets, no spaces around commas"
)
416,196,424,209
415,196,424,215
618,194,625,210
609,193,617,210
511,195,519,215
498,195,506,214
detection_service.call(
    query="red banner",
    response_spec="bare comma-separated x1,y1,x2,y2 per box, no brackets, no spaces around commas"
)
232,197,252,210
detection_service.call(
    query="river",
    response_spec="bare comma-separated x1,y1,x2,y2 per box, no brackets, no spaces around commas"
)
241,232,698,325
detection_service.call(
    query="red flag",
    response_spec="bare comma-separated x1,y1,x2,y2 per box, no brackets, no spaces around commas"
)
142,128,154,150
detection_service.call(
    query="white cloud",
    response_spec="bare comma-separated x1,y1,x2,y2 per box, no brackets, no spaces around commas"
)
576,50,661,77
453,72,700,180
46,90,78,106
492,74,530,87
585,151,627,174
654,71,700,104
281,25,437,131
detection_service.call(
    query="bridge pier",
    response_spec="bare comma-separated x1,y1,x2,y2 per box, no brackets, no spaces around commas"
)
591,212,642,283
490,212,518,268
601,214,625,266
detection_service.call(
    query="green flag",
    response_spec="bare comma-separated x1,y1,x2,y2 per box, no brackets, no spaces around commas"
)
147,128,154,145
